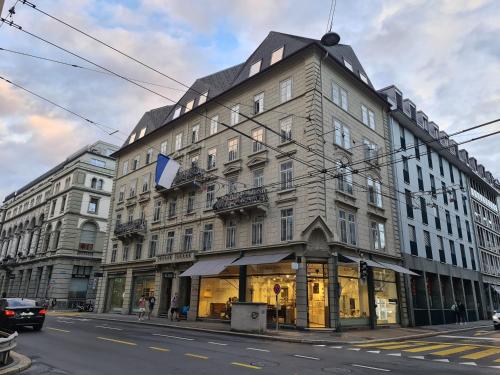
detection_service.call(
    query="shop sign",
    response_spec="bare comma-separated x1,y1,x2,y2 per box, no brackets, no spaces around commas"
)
291,262,299,270
163,272,175,278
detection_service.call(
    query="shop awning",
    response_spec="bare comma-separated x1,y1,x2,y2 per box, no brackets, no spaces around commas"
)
338,254,381,268
231,252,291,266
180,256,239,277
375,261,420,276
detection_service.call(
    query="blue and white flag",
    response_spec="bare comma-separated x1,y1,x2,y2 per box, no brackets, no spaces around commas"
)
155,154,180,189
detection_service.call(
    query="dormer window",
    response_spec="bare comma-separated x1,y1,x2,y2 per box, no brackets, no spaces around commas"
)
139,127,146,139
270,46,284,65
186,100,194,112
173,107,181,119
343,58,353,71
249,60,262,77
129,133,136,144
409,104,416,120
199,91,208,105
359,72,368,84
422,117,428,130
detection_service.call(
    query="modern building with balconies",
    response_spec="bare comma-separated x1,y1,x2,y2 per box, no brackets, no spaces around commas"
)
96,31,414,329
0,141,117,308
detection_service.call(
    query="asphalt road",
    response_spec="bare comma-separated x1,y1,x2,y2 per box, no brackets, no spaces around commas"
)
15,316,500,375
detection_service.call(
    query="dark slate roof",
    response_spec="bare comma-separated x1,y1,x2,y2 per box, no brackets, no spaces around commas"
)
119,31,377,154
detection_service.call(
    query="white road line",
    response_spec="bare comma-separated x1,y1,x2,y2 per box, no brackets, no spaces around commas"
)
437,335,497,341
367,350,381,354
347,348,361,351
408,355,425,360
293,354,320,361
330,346,343,349
387,353,401,357
208,341,227,346
433,359,450,363
314,344,326,347
96,325,123,331
352,364,390,372
460,362,477,366
489,366,500,369
246,347,270,352
153,333,194,341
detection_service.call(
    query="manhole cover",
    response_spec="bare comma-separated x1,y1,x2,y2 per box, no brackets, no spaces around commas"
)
323,368,352,374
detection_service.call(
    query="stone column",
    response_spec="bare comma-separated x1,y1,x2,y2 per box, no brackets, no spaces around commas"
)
29,229,40,255
9,236,20,257
328,255,339,330
295,261,308,329
187,276,200,321
121,268,133,315
1,240,8,258
95,272,108,314
152,272,162,317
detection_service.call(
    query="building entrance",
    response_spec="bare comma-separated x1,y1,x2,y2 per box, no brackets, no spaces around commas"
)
307,263,329,328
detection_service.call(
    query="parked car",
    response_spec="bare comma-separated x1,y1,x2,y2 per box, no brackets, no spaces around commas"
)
0,298,46,331
493,311,500,330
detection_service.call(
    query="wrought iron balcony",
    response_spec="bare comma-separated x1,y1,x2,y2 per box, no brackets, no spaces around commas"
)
213,187,269,215
114,219,147,240
156,250,196,264
156,166,210,194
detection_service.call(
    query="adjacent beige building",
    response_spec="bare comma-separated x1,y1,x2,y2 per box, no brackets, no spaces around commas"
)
96,32,410,329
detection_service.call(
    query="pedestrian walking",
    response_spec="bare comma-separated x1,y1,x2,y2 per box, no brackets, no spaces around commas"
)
451,300,460,324
170,293,179,321
138,295,146,321
148,294,156,320
458,301,467,325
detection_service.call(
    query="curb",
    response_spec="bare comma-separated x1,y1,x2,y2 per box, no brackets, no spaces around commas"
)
70,314,492,345
0,352,31,375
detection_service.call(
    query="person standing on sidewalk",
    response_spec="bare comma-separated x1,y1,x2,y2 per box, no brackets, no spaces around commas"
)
458,301,467,325
148,294,156,320
451,300,460,324
138,295,146,321
170,293,179,321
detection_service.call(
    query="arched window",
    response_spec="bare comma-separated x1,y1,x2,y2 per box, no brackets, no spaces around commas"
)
43,224,52,252
97,179,104,190
53,222,62,250
91,178,97,189
79,222,97,251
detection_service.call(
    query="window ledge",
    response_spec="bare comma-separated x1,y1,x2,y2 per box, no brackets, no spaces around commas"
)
367,202,384,212
276,149,297,160
277,140,294,148
223,158,242,166
203,207,214,213
333,144,353,155
248,149,268,158
168,215,177,220
336,189,356,200
151,220,161,225
206,167,218,173
185,211,196,217
277,188,296,195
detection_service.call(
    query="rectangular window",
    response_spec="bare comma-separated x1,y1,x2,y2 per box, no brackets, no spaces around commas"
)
337,162,353,195
230,105,240,126
142,173,150,193
420,197,428,224
460,244,467,268
405,189,414,219
122,160,129,175
146,148,153,164
149,235,157,258
361,105,375,130
399,125,406,150
191,124,199,143
452,189,458,211
409,224,417,255
135,242,143,260
127,208,134,223
168,197,177,217
153,200,161,222
226,220,236,248
187,191,195,214
206,184,215,208
339,210,356,245
122,245,129,261
160,141,167,155
173,107,181,119
227,176,237,194
414,136,420,160
198,91,208,105
442,182,448,204
367,177,382,207
280,117,292,143
132,155,140,170
456,215,463,239
111,244,117,263
60,195,67,213
449,240,457,266
249,60,262,77
449,166,455,183
343,58,353,71
465,220,472,242
280,208,294,241
462,196,468,216
202,224,213,251
434,205,441,230
280,78,292,103
334,119,350,149
207,148,217,169
469,247,476,270
438,235,445,263
417,166,424,191
371,222,386,251
280,161,293,190
252,128,264,152
183,229,193,251
252,216,263,245
332,82,348,111
423,230,432,259
210,115,218,135
88,197,99,214
446,210,452,235
185,100,194,112
363,139,378,163
439,155,444,176
91,158,106,168
175,133,183,151
427,146,433,168
228,138,239,161
166,232,175,253
402,156,410,183
129,179,137,198
253,169,264,188
430,174,436,198
254,92,264,114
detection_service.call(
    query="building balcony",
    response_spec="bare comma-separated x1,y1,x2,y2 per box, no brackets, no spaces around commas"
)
156,250,196,264
114,219,147,240
213,187,269,216
156,166,211,194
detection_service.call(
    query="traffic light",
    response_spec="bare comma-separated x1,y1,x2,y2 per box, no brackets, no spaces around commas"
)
360,261,368,280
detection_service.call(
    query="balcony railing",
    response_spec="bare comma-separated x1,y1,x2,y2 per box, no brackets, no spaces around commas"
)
213,187,269,215
156,166,209,194
114,219,147,239
156,250,196,264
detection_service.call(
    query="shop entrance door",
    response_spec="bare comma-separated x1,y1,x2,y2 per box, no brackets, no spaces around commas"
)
307,264,329,328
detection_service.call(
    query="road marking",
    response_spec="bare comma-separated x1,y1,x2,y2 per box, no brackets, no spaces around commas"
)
185,353,208,360
347,348,361,351
247,347,270,352
407,339,497,348
314,344,326,347
403,344,452,353
153,333,194,341
97,337,137,346
56,320,74,324
293,354,320,360
387,353,401,357
96,325,123,331
357,341,400,348
461,348,500,360
231,362,262,370
375,343,420,350
149,346,170,352
459,362,477,366
351,364,390,372
438,335,497,341
433,359,450,363
330,346,343,349
408,355,425,360
430,345,478,356
208,341,227,346
47,327,70,333
367,350,381,354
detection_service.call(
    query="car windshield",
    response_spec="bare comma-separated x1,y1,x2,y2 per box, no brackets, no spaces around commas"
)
6,299,38,308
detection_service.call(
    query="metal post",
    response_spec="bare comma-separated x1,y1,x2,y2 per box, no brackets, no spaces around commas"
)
275,294,279,331
367,266,376,329
238,265,247,302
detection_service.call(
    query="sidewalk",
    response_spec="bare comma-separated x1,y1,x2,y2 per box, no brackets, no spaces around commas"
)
51,311,492,345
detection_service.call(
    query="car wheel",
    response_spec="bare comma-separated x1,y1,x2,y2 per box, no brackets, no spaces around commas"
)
33,325,43,331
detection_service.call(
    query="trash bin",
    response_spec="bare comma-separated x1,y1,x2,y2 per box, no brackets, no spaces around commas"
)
230,302,267,333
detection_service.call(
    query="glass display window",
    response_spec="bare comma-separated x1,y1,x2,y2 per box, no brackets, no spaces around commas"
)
374,279,398,324
198,277,239,319
130,275,155,313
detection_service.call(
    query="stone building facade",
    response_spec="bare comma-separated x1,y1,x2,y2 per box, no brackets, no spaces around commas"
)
0,141,117,308
96,31,412,329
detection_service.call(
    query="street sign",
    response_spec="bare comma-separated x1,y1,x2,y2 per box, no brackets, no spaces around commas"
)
273,283,281,295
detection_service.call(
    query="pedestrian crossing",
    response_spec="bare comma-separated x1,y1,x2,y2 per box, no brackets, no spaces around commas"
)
352,340,500,365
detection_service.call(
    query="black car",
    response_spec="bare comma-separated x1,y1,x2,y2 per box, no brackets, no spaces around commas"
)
0,298,46,331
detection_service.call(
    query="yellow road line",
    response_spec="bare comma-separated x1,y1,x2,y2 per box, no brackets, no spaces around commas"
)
185,353,208,360
407,340,498,349
403,344,453,353
47,327,70,333
356,341,402,347
231,362,262,370
149,346,170,352
461,348,500,360
376,343,427,350
430,345,478,356
97,337,137,346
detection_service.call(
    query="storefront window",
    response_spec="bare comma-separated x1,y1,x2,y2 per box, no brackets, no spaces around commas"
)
338,265,369,326
198,277,239,319
107,277,125,313
130,275,155,313
373,268,398,324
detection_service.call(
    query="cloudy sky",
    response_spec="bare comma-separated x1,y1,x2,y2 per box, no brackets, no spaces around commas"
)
0,0,499,200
